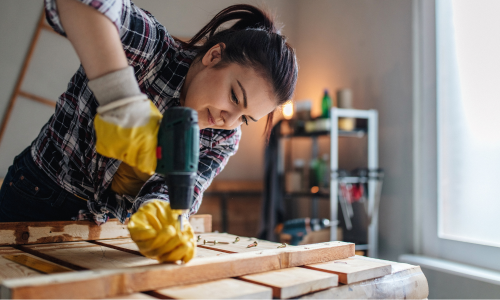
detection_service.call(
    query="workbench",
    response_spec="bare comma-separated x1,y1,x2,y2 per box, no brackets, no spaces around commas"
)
0,216,428,299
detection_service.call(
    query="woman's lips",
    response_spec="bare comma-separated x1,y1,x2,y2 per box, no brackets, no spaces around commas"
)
207,108,215,126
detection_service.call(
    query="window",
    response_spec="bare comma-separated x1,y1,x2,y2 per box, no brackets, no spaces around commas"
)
413,0,500,271
437,0,500,247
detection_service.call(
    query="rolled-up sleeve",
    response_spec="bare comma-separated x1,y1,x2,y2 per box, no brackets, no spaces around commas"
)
44,0,127,36
44,0,173,72
132,127,242,216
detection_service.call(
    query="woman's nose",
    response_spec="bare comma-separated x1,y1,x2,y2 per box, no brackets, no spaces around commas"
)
220,110,241,128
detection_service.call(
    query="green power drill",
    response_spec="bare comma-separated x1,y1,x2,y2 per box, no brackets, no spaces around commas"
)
156,107,200,230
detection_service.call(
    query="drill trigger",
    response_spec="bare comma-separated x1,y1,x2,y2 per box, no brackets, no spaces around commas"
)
156,146,162,159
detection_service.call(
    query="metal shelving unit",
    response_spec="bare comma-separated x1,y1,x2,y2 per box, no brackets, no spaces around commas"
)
330,108,379,257
278,108,381,257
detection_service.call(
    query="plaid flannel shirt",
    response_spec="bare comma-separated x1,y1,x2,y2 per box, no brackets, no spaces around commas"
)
34,0,241,224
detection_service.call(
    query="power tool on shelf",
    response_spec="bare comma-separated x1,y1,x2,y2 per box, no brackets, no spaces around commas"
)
276,218,331,245
155,107,199,230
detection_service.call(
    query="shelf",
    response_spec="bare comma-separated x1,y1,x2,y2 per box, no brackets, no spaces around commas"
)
274,108,379,256
284,192,330,199
281,128,366,139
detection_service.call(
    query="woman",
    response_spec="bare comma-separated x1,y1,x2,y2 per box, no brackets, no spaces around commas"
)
0,0,297,251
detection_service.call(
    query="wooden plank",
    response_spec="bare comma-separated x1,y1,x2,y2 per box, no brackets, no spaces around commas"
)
193,247,229,258
190,215,212,234
89,239,142,256
0,244,155,300
0,247,45,280
21,241,157,270
150,278,272,299
94,238,229,258
303,256,392,284
296,264,429,299
239,267,338,299
0,220,129,246
1,242,354,299
196,233,283,253
3,254,72,274
0,215,212,246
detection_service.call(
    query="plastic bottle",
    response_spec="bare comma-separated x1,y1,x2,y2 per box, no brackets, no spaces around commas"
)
321,89,332,118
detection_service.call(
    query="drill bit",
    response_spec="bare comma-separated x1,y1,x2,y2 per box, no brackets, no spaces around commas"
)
179,214,184,231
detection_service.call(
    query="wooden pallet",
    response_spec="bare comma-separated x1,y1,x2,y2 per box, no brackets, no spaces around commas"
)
0,215,211,246
0,217,428,299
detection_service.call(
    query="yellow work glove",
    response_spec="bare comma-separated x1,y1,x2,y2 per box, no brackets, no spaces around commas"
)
128,200,196,263
94,98,162,175
89,66,162,175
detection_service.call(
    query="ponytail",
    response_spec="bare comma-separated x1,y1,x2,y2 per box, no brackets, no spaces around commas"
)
175,4,298,140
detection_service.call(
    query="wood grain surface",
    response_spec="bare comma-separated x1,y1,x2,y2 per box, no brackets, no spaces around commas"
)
304,256,392,284
150,278,272,299
196,233,283,253
0,220,129,246
296,264,429,299
0,247,45,280
239,267,338,299
20,241,157,270
1,240,354,299
94,238,229,258
0,215,211,246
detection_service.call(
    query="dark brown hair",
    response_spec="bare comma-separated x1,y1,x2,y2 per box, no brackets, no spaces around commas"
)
175,4,298,139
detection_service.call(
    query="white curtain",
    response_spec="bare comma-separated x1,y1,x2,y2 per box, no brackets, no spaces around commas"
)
437,0,500,247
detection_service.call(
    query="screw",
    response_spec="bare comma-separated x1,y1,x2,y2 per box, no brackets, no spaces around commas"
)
204,240,229,245
233,237,240,243
277,243,287,248
247,241,258,248
197,235,201,242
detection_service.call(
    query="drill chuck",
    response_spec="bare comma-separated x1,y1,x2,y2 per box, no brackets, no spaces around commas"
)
166,173,196,210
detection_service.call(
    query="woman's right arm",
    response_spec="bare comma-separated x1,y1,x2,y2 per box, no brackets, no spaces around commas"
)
55,0,128,80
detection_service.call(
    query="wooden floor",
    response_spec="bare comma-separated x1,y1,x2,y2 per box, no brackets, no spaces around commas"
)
0,218,428,299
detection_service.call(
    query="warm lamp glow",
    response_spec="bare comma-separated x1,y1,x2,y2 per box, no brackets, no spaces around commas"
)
282,102,294,120
311,186,319,194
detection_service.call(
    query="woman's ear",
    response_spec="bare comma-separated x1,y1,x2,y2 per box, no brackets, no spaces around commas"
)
201,43,225,67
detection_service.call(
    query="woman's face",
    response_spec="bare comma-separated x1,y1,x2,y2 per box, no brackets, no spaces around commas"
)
181,44,277,130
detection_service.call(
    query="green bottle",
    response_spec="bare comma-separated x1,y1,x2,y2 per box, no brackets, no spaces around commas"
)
321,89,332,118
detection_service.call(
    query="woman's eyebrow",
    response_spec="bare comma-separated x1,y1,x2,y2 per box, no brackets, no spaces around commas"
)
236,79,257,122
237,80,247,108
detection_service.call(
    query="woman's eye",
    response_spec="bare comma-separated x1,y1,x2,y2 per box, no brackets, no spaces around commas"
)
231,89,239,105
242,115,248,125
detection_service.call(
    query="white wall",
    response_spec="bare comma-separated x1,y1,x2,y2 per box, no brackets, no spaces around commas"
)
0,1,81,174
292,0,414,261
